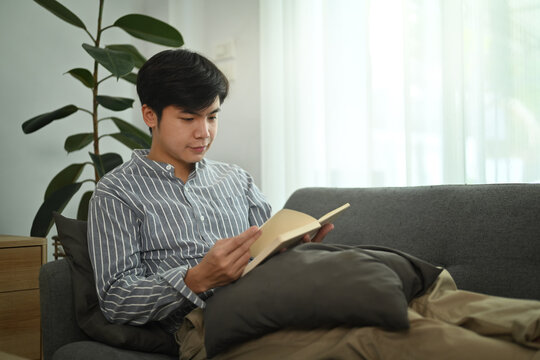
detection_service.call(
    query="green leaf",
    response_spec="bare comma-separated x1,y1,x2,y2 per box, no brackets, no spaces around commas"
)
34,0,86,30
113,14,183,47
97,95,134,111
65,68,94,88
121,72,138,85
22,105,78,134
44,163,87,200
82,44,134,78
106,44,147,68
109,132,149,150
89,152,123,178
65,133,94,152
31,182,82,237
110,117,151,146
77,190,93,220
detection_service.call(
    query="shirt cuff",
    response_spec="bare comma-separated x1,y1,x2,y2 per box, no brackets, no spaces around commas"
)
160,266,206,309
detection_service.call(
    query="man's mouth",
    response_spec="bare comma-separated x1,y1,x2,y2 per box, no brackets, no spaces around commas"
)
190,145,207,153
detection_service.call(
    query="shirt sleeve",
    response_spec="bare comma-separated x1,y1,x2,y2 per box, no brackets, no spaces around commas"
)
87,194,204,326
244,171,272,227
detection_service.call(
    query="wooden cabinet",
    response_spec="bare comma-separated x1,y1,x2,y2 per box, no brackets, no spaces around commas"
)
0,235,46,360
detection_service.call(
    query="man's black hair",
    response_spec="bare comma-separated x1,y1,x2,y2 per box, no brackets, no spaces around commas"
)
136,48,229,122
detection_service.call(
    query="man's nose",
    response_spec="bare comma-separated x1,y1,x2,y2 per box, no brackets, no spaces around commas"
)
194,119,210,138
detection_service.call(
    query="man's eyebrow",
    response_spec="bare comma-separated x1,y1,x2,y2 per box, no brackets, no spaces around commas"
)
183,107,221,116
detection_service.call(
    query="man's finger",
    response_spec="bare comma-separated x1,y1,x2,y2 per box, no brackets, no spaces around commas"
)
229,230,262,275
220,226,260,251
230,248,253,274
311,223,334,243
216,226,261,262
228,228,262,259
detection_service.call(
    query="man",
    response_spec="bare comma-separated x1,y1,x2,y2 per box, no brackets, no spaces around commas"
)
87,49,332,334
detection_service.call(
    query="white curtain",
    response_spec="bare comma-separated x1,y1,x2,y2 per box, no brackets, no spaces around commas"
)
260,0,540,210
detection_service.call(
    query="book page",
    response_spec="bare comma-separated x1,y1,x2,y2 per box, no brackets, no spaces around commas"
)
318,203,350,225
249,209,317,257
243,203,351,277
242,221,321,276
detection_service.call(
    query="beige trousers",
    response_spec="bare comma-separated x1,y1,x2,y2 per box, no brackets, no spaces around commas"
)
177,270,540,360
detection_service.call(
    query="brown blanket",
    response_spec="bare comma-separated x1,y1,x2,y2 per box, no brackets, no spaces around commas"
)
179,269,540,360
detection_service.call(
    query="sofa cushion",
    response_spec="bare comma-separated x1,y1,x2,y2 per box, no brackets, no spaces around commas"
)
53,213,178,356
53,341,176,360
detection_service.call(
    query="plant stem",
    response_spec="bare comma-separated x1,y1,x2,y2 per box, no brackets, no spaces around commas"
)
100,25,115,32
78,107,94,116
84,29,97,43
97,116,114,122
98,74,114,85
81,178,98,185
92,0,105,182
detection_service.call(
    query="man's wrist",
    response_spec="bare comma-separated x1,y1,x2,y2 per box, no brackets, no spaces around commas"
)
184,265,208,294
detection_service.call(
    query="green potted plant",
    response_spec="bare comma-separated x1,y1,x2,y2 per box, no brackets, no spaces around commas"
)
22,0,183,238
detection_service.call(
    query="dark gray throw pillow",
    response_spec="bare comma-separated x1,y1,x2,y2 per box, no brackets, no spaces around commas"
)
204,243,442,357
53,212,178,356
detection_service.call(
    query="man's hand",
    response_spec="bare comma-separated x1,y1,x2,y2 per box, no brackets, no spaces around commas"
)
184,226,262,293
302,223,334,243
278,223,335,254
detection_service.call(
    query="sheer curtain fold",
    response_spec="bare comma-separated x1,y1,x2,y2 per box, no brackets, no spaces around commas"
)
260,0,540,210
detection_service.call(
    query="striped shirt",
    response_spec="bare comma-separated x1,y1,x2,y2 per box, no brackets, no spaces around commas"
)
87,149,271,331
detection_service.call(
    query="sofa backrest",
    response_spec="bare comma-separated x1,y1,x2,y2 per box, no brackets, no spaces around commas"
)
284,184,540,300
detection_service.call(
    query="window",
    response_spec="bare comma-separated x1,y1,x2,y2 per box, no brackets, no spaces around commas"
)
260,0,540,209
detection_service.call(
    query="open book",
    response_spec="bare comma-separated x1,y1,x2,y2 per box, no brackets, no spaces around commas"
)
242,203,350,276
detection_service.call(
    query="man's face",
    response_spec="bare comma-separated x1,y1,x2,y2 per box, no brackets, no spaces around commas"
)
144,97,220,178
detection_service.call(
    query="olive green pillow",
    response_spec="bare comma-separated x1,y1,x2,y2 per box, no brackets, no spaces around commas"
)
205,243,442,357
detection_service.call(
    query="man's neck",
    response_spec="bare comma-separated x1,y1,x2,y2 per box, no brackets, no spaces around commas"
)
175,166,193,183
146,150,195,183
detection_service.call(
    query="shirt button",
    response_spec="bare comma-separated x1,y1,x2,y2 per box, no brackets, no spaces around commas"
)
200,216,205,221
166,165,172,170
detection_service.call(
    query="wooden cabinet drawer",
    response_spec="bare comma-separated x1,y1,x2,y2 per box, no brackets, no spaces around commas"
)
0,289,41,360
0,246,42,292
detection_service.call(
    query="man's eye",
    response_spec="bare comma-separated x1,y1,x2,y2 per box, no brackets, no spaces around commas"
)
181,117,194,121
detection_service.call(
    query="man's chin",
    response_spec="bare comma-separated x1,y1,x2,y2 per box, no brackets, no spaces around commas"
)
187,152,207,163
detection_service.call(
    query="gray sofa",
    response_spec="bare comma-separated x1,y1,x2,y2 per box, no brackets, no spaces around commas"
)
40,184,540,360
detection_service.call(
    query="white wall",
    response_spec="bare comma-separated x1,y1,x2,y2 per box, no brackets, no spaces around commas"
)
0,0,262,261
171,0,262,181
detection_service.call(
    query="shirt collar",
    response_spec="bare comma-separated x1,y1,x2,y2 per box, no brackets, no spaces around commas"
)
132,149,206,179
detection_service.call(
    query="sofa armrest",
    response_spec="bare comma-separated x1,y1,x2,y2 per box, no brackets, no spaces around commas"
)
40,259,89,360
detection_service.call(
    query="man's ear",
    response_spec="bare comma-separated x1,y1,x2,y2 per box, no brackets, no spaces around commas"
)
142,105,157,129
